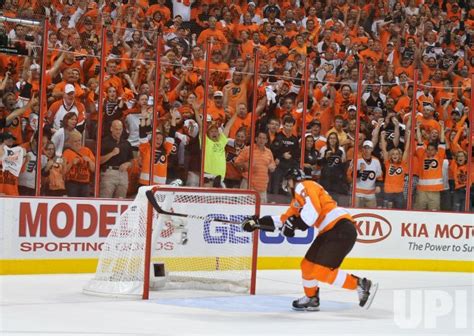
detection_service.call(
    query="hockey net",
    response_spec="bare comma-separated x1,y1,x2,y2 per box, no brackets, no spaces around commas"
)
83,186,260,298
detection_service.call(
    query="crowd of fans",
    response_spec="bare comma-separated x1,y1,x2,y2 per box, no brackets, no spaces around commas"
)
0,0,472,212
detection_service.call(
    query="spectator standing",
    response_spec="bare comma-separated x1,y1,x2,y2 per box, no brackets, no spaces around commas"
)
379,130,411,209
125,94,152,152
18,134,44,196
269,115,300,195
1,92,35,145
99,120,133,198
319,132,349,206
63,131,95,197
235,131,276,203
350,140,383,209
413,121,446,211
303,134,319,179
195,105,237,187
449,150,469,212
47,84,86,132
41,141,67,196
0,132,25,196
326,115,348,145
102,86,126,138
138,115,175,186
224,127,246,189
51,112,78,157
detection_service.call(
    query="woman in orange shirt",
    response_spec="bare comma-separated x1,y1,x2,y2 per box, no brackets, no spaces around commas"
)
63,131,96,197
41,141,67,197
449,150,469,212
380,129,411,209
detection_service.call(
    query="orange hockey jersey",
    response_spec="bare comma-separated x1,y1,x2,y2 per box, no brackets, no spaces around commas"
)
415,144,446,192
138,137,175,185
277,180,353,236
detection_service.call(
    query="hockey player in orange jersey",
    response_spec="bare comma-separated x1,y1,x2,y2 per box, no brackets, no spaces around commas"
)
242,168,378,311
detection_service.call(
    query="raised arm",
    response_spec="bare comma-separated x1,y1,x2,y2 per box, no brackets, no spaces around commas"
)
416,121,423,144
379,131,389,162
392,118,401,148
6,95,38,123
439,120,445,143
402,129,411,162
371,118,384,147
47,52,66,79
223,111,238,137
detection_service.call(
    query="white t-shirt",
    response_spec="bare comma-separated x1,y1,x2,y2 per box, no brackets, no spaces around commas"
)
1,146,24,177
19,149,46,189
126,113,142,147
172,0,193,21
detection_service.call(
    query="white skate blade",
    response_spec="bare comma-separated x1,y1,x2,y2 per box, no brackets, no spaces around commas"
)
292,306,320,312
363,282,378,310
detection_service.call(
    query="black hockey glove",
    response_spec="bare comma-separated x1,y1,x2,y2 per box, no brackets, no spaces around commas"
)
242,216,260,232
282,216,308,237
242,215,275,232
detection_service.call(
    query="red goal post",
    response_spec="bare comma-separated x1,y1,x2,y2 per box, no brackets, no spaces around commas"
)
84,186,261,299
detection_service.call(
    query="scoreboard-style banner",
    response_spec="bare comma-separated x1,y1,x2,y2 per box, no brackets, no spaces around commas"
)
1,197,472,274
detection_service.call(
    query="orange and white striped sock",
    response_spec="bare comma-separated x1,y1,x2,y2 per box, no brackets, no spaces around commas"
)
301,258,358,290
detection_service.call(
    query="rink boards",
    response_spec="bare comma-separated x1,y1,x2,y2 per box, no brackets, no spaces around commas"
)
0,196,473,274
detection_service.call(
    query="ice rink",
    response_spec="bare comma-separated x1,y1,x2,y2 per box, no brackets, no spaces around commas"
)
1,270,472,335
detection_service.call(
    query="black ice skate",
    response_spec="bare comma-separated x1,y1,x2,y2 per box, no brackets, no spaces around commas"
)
292,291,320,311
357,277,378,309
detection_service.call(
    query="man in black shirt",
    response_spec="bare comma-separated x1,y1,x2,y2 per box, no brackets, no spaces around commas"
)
99,120,133,198
269,115,300,195
362,82,386,110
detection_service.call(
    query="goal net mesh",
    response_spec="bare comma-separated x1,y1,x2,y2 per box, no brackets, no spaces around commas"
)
83,186,259,297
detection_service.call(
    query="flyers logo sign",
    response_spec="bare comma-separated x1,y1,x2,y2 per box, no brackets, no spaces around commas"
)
389,165,403,175
328,155,341,167
360,170,377,181
171,143,178,155
424,159,438,170
457,171,467,184
231,87,241,96
158,154,167,164
353,213,392,243
154,151,167,164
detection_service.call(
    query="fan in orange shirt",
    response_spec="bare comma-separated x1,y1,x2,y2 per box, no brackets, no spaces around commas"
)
208,49,230,89
311,96,335,136
103,59,124,96
394,56,415,79
228,103,253,139
334,84,356,117
146,0,171,21
234,19,259,39
197,16,228,47
449,150,469,211
223,70,251,112
379,128,411,209
63,130,96,197
416,104,441,134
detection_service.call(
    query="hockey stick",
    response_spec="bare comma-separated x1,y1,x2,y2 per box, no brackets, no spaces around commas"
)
145,190,244,224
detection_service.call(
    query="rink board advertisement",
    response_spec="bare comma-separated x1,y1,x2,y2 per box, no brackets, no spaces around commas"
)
0,197,473,274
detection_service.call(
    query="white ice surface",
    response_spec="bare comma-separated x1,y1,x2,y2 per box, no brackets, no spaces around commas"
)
1,270,473,336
